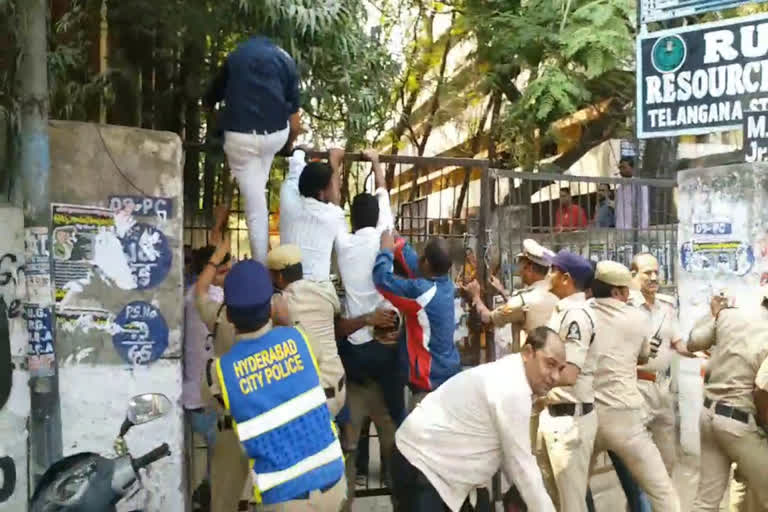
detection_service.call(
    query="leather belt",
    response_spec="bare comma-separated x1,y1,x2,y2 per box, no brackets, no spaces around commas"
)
548,402,594,417
324,376,345,399
637,370,657,382
704,398,751,424
217,415,234,431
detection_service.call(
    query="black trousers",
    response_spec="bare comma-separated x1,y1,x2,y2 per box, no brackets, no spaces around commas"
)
391,445,491,512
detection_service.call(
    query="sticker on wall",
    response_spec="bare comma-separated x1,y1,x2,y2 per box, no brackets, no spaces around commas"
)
680,241,754,276
52,204,136,300
26,304,55,378
112,301,168,365
25,227,52,304
119,223,172,290
109,196,174,221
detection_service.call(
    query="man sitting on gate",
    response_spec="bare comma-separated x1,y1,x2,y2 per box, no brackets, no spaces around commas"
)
203,257,347,511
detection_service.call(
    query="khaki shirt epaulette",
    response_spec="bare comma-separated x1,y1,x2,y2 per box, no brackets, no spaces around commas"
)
490,280,558,334
656,293,677,306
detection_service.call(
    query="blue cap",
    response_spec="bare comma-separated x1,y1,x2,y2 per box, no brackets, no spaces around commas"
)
546,250,594,287
223,260,273,310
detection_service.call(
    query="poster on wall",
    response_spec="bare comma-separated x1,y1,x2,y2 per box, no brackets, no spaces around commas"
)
51,204,116,302
637,13,768,138
51,203,172,301
26,304,55,378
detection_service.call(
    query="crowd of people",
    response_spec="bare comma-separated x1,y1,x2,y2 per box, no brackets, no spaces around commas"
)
179,35,768,512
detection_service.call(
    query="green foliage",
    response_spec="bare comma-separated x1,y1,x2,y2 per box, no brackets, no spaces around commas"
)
460,0,635,164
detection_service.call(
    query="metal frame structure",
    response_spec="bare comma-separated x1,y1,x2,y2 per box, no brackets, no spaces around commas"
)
183,152,679,500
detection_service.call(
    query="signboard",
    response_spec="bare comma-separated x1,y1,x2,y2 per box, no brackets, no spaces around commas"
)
743,110,768,161
637,13,768,138
640,0,768,24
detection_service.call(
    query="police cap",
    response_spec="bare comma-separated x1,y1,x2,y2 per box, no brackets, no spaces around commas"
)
516,239,555,267
594,260,632,287
547,250,594,287
224,260,273,310
267,245,302,271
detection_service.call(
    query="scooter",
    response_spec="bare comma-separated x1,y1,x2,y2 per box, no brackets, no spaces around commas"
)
31,393,173,512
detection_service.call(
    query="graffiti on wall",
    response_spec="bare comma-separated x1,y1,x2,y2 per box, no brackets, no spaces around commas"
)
0,247,25,507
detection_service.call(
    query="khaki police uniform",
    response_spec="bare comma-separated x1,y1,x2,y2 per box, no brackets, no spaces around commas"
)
267,245,346,416
689,301,768,511
197,293,251,512
628,289,681,475
538,291,597,512
590,261,680,512
491,240,557,354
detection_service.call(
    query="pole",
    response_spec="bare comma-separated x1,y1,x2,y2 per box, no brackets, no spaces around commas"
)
17,0,63,487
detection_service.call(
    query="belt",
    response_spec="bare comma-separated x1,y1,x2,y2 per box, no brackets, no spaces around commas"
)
324,376,345,399
637,370,657,382
548,402,594,417
217,415,234,431
704,398,751,424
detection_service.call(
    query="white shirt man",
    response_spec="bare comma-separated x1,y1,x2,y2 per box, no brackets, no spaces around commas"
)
280,149,346,282
391,326,565,512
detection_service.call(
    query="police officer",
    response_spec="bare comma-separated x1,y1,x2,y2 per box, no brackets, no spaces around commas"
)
538,251,597,512
589,261,680,512
266,245,346,416
196,235,299,512
466,239,558,353
204,257,347,511
688,286,768,511
628,253,691,476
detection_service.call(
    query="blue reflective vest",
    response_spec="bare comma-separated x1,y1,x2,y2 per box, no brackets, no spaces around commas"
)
216,326,344,504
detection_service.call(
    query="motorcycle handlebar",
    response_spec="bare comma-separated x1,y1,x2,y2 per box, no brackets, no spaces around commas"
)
132,443,171,471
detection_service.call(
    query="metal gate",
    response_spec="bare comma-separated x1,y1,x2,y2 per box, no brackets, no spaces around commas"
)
182,151,679,501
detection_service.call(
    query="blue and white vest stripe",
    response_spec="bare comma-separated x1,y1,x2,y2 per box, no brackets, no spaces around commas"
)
216,326,344,504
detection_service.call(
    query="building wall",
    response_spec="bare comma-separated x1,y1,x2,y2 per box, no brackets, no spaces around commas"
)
48,120,185,511
0,205,30,511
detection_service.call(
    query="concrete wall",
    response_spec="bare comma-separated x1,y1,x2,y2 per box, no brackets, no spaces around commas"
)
48,120,185,511
0,205,30,511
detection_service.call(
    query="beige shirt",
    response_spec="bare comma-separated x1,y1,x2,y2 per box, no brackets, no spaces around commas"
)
546,292,596,404
629,291,682,373
281,279,346,415
591,297,650,409
492,279,558,350
689,306,768,414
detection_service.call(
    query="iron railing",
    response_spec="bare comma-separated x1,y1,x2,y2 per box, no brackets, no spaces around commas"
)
182,152,680,501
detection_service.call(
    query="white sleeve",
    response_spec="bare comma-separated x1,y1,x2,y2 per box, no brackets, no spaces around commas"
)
490,391,556,512
374,187,394,232
280,149,305,221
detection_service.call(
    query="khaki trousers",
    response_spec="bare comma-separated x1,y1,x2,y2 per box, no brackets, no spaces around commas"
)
594,407,680,512
693,406,768,511
259,475,347,512
341,379,396,511
211,427,250,512
538,409,598,512
638,378,677,475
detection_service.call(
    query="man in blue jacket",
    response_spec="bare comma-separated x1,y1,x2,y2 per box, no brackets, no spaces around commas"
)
373,231,461,410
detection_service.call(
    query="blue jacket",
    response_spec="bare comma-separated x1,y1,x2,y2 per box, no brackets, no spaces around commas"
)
373,242,461,392
217,326,344,504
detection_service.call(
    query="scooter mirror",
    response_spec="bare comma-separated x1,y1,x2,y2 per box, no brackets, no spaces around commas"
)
126,393,172,426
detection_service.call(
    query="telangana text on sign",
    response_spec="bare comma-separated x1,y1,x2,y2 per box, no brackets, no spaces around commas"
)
637,13,768,138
